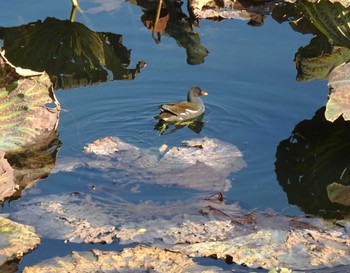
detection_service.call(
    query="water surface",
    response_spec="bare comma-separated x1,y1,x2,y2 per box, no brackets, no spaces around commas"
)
0,0,337,270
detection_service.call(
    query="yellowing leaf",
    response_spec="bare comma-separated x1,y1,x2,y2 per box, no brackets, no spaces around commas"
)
0,50,60,152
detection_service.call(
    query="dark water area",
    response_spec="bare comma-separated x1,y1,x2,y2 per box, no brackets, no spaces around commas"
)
2,0,350,271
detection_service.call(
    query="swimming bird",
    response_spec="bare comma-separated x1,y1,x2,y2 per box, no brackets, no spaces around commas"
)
155,86,208,123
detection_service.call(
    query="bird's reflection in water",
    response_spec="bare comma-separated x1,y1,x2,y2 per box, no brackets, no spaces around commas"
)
155,115,205,135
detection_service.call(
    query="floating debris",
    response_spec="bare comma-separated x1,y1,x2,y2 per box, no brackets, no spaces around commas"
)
0,216,40,266
22,245,223,273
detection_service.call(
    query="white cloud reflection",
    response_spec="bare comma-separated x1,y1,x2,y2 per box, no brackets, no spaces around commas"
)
84,0,123,14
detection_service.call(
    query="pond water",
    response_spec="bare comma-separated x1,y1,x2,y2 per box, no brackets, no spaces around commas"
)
1,0,347,271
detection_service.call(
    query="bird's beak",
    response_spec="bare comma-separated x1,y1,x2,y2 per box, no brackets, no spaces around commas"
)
201,90,208,96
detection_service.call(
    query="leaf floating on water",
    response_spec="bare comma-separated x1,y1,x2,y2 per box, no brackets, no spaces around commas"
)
327,182,350,206
326,62,350,121
63,137,246,192
0,50,61,199
11,189,350,271
0,151,16,202
163,137,247,177
0,50,60,152
11,192,243,244
0,216,40,266
22,245,224,273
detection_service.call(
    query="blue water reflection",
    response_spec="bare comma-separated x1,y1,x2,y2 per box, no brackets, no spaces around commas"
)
5,0,350,271
0,0,329,213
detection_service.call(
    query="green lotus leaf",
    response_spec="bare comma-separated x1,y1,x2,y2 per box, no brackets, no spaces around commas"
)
301,0,350,48
294,35,350,81
0,17,145,90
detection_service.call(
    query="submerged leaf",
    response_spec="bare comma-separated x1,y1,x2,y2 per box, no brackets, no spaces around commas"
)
81,137,246,192
11,192,242,244
12,189,350,270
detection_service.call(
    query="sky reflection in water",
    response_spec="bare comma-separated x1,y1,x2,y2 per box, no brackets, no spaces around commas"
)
1,0,347,221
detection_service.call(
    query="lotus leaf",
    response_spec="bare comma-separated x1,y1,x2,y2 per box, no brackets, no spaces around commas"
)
13,189,350,271
294,36,350,81
0,50,60,152
0,216,40,266
327,182,350,206
327,62,350,121
22,245,226,273
0,151,15,201
0,50,60,201
301,0,350,48
0,17,145,90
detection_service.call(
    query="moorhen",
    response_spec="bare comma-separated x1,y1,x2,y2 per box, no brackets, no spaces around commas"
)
155,86,208,123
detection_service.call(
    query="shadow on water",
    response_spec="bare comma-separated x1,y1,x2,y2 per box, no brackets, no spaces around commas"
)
273,0,350,218
154,114,205,135
276,107,350,219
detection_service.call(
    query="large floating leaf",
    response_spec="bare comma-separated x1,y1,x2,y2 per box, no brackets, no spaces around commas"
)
0,50,60,152
326,62,350,121
81,137,246,192
22,245,225,273
0,17,145,90
13,190,350,271
0,50,61,201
